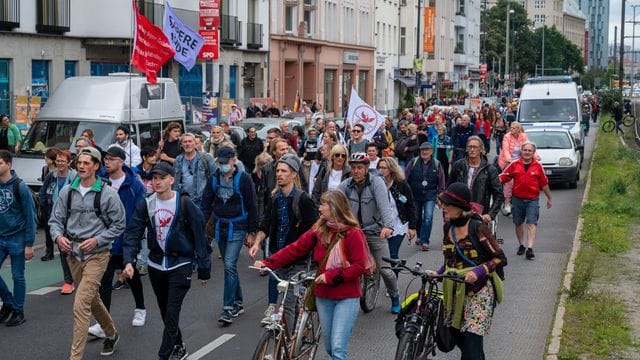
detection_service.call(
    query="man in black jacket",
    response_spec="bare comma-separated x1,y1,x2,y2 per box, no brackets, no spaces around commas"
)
249,154,317,330
122,162,211,360
448,136,504,222
238,126,264,173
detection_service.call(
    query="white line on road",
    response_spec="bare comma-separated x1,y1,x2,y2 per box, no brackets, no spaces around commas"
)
189,333,236,360
28,287,59,295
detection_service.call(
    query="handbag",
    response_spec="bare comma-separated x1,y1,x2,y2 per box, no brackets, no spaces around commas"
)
337,231,377,274
304,233,341,311
436,304,457,352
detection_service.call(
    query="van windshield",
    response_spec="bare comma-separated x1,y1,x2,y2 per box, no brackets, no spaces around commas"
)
21,120,118,154
518,99,578,123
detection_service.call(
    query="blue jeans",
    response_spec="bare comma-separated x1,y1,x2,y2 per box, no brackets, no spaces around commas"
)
0,235,26,312
217,227,246,309
316,297,359,360
414,200,436,245
387,234,404,260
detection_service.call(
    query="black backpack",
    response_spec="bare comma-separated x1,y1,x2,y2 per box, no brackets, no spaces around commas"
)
65,182,110,230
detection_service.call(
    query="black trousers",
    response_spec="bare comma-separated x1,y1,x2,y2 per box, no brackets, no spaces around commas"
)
98,254,145,311
454,331,485,360
44,218,74,284
149,264,192,360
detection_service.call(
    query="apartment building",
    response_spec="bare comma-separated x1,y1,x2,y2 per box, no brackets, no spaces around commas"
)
374,0,401,115
453,0,481,96
422,0,455,95
562,0,586,57
577,0,609,69
270,0,375,116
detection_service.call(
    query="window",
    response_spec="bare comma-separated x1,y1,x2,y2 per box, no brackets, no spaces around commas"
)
64,60,77,79
36,0,70,33
358,71,367,100
285,5,296,33
400,27,406,55
90,62,129,76
324,70,335,112
0,59,10,117
457,0,465,15
455,28,464,53
400,0,406,5
534,14,546,24
534,0,545,9
22,120,118,154
137,122,162,150
32,60,50,105
304,9,315,36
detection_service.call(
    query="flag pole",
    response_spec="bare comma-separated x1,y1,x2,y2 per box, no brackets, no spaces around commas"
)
128,0,135,167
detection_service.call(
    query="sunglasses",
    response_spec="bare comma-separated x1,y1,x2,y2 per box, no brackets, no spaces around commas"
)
352,130,362,133
334,153,347,158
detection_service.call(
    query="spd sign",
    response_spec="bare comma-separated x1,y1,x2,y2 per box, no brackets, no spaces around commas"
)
198,29,219,60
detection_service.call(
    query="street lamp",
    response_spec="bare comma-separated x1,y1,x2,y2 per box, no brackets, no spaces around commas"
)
505,6,514,81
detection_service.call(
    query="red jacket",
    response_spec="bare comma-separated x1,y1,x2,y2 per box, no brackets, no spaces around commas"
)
499,158,548,199
263,227,367,300
475,119,492,138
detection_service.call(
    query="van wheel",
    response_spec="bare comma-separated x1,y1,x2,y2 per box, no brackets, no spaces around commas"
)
569,172,579,189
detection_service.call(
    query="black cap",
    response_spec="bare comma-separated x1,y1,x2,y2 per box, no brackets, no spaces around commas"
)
216,146,236,164
106,145,127,160
149,162,175,177
419,142,433,150
438,182,472,211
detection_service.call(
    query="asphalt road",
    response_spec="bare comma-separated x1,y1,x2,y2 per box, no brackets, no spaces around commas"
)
0,128,595,360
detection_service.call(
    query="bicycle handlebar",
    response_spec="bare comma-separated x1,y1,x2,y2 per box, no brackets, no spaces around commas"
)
248,266,316,285
381,257,465,283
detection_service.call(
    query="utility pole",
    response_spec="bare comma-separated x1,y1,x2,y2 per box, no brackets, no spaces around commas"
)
620,0,626,102
614,25,618,75
505,3,511,82
628,5,640,91
415,0,422,99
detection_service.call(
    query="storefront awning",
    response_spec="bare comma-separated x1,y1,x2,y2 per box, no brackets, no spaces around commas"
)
395,76,416,87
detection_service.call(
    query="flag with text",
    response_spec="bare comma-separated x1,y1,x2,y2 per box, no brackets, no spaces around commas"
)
163,2,204,71
131,1,175,84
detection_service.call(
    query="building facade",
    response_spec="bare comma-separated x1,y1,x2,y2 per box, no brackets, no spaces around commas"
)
422,0,455,95
577,0,609,69
374,0,401,115
561,0,586,57
269,0,375,117
452,0,481,96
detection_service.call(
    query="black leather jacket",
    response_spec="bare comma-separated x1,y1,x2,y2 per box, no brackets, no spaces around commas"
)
449,156,504,220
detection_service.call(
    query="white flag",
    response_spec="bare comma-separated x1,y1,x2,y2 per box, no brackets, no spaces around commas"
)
163,2,204,71
346,88,385,141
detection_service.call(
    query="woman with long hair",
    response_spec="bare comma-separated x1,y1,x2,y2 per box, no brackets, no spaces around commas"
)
159,122,182,164
498,122,528,215
254,190,368,360
312,144,351,204
492,112,508,156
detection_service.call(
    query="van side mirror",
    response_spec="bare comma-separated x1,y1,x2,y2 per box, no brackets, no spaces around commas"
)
576,144,584,151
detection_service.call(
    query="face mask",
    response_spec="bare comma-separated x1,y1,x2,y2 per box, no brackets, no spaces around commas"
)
220,164,232,173
117,139,127,146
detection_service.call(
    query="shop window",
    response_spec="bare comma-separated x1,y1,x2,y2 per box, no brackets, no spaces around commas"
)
324,70,335,113
64,60,77,79
0,59,10,117
32,60,50,105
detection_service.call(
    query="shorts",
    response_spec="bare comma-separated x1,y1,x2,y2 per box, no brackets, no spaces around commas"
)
511,196,539,225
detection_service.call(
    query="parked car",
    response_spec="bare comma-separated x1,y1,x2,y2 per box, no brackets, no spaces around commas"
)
239,118,303,140
525,127,582,189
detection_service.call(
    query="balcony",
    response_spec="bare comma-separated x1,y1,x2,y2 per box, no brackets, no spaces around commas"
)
221,15,242,46
0,0,20,30
247,22,263,49
36,0,70,34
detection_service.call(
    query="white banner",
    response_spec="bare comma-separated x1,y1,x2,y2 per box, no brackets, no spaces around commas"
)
346,88,385,141
163,2,205,71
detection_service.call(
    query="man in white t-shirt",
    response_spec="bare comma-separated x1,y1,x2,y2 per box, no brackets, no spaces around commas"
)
366,142,380,172
112,126,142,167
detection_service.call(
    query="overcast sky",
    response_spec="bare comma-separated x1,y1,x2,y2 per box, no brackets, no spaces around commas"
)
611,1,638,46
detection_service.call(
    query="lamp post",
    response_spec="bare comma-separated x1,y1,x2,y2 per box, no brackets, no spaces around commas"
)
415,0,422,98
541,23,545,76
505,4,513,81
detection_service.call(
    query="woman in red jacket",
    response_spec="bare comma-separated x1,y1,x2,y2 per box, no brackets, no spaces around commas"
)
475,112,492,154
254,190,367,360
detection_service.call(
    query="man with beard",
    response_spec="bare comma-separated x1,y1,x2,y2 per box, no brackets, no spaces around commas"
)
238,126,264,173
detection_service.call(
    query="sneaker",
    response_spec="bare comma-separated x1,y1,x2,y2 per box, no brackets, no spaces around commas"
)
218,310,233,325
169,343,189,360
526,248,535,260
0,304,13,323
6,311,25,327
112,280,128,290
132,308,147,327
41,253,54,261
517,245,526,256
101,332,120,356
89,323,107,339
261,304,277,325
231,303,244,317
61,283,75,295
420,244,430,251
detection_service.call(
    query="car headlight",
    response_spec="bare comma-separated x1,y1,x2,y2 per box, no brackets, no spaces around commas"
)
559,157,573,166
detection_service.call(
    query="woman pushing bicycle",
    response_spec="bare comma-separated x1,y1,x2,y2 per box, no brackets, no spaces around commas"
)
254,190,368,360
428,183,507,359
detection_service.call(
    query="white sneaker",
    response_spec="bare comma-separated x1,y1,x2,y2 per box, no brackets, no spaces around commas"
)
88,323,106,338
261,304,276,325
132,308,147,327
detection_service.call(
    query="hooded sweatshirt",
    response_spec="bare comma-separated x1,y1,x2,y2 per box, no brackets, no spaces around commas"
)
0,170,36,245
49,176,125,259
110,165,146,256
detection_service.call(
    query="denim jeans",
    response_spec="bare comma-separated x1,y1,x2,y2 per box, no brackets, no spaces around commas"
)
414,200,436,245
217,227,246,309
0,236,26,312
316,297,360,360
387,234,404,261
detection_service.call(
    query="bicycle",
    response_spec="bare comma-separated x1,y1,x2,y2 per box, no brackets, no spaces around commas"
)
249,266,322,360
360,266,381,313
382,257,465,360
602,113,635,133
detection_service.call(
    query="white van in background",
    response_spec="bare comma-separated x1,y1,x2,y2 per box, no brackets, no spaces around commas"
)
517,76,584,150
14,74,185,187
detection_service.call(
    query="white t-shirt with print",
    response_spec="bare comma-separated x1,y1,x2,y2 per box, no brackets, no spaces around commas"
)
109,176,125,192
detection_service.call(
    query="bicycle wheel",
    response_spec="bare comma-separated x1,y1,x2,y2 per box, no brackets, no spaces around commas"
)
421,302,443,357
252,330,287,360
601,120,615,133
360,269,381,313
623,115,635,127
394,330,419,360
293,311,321,359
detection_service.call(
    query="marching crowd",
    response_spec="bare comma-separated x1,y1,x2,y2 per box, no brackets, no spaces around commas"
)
0,99,558,359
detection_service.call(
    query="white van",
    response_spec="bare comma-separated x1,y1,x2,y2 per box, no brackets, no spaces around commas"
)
517,76,584,150
14,74,185,187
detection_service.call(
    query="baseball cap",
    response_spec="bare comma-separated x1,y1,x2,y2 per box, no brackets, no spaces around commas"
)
277,153,301,173
419,142,433,150
105,145,127,160
216,146,236,164
79,147,102,163
149,162,175,177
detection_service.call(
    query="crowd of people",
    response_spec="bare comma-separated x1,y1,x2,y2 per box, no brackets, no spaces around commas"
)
0,95,563,359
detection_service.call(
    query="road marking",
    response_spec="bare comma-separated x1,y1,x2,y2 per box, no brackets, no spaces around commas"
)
189,334,236,360
28,287,59,295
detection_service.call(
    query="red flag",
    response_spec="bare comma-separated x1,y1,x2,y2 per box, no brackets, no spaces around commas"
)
131,2,175,84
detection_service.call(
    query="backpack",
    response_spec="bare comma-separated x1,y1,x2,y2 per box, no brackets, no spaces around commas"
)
12,178,38,224
65,181,110,231
211,171,247,218
405,157,440,181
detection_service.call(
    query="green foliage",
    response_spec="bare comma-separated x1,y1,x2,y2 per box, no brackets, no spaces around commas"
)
398,91,415,114
568,245,596,299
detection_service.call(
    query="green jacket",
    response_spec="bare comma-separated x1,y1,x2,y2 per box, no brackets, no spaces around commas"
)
4,124,22,146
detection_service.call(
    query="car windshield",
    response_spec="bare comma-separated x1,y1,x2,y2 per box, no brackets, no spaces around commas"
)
518,99,578,123
21,120,118,154
527,132,573,149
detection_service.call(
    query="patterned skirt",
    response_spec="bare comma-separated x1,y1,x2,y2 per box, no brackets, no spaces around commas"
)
460,283,495,336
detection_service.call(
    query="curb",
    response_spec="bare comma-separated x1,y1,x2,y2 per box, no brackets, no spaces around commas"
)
545,131,598,359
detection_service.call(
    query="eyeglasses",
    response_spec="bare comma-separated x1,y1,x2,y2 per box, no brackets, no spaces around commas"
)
466,145,480,149
333,153,347,158
352,129,362,133
55,160,68,164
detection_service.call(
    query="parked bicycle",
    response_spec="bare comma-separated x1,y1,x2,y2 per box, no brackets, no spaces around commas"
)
249,266,321,360
382,257,465,360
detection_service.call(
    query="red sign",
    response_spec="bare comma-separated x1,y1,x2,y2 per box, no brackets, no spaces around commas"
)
479,64,488,82
423,7,435,53
199,29,219,60
131,2,175,84
199,0,220,28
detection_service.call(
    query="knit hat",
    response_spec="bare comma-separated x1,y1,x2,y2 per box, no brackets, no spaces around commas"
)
277,153,301,173
438,182,471,211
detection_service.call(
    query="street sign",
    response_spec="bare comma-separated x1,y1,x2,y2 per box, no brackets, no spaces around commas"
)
199,0,220,28
199,29,219,60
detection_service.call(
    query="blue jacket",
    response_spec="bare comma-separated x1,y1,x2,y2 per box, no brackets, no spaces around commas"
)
111,166,147,255
39,169,77,213
0,170,36,246
173,151,216,205
123,192,211,280
201,168,258,234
